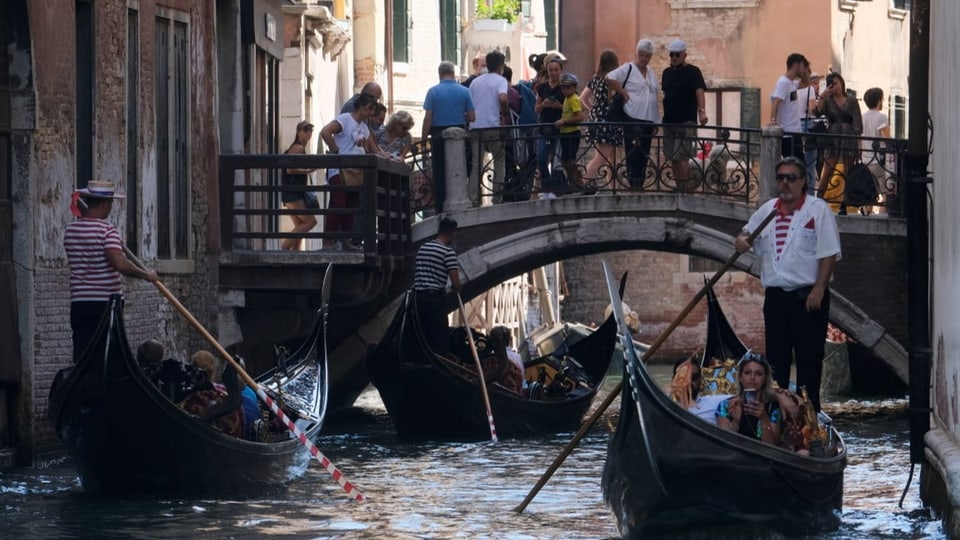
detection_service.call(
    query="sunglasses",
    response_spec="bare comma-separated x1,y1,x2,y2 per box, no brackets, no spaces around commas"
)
669,52,683,58
775,173,802,182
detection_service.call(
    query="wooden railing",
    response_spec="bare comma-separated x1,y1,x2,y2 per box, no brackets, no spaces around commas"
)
218,153,412,262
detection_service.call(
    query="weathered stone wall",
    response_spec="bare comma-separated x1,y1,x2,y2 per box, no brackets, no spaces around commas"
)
23,0,221,463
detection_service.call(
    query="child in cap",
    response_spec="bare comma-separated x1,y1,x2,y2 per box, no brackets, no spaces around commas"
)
555,73,585,191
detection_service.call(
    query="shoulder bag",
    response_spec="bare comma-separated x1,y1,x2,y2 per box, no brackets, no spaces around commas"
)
605,65,633,123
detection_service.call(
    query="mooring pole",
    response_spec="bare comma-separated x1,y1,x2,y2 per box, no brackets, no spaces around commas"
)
906,0,931,465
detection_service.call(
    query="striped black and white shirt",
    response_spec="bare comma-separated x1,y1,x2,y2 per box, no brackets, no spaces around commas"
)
413,239,457,291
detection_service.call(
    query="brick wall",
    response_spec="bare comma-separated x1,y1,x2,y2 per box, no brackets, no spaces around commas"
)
562,252,765,362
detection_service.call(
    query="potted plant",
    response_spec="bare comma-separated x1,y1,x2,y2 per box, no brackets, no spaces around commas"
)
474,0,520,30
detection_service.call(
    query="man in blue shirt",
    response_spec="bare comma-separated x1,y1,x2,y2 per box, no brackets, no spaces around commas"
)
422,62,476,213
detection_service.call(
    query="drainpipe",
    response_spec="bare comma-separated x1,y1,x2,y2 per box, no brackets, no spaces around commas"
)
384,0,394,113
906,0,930,465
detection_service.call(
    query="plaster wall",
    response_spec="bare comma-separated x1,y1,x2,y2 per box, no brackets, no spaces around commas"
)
930,0,960,443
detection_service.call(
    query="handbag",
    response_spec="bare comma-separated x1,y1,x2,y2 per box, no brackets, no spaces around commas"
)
340,168,365,186
605,65,633,122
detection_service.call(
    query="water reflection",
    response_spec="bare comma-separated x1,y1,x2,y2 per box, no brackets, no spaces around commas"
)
0,372,944,539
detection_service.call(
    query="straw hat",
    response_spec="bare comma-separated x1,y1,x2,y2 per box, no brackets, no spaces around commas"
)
76,181,122,199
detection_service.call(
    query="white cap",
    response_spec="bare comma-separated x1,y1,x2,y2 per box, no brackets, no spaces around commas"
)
668,39,687,53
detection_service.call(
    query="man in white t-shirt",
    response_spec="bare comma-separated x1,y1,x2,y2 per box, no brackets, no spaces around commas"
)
770,53,808,160
670,357,730,425
469,50,510,204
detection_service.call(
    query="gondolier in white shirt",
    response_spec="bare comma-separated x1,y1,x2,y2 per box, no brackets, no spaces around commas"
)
734,157,841,414
64,181,158,362
413,217,461,356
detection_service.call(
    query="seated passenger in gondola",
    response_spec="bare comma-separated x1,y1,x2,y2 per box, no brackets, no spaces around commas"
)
669,356,730,425
489,326,526,393
178,351,244,438
236,357,262,441
716,353,782,444
136,340,205,403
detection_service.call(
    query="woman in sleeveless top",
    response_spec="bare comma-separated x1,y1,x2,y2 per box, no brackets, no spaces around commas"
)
580,49,622,185
280,121,317,250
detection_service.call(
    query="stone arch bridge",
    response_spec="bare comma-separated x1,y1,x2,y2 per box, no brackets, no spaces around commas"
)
360,193,908,383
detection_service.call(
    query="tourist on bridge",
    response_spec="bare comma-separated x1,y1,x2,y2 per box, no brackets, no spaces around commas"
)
413,217,461,356
64,181,158,362
280,121,318,251
734,157,841,414
422,62,476,214
769,53,809,162
661,38,708,192
606,39,659,189
468,50,510,205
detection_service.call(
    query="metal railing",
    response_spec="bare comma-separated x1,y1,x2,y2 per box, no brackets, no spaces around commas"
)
218,153,411,259
407,122,907,216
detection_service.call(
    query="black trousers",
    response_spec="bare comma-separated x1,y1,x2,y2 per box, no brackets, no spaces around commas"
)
623,119,654,188
70,300,111,363
763,286,830,411
414,290,449,356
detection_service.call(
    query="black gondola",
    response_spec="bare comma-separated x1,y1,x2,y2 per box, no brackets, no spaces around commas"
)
367,289,619,440
48,268,332,494
600,264,846,537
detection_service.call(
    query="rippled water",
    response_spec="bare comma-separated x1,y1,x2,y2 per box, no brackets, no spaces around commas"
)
0,369,945,539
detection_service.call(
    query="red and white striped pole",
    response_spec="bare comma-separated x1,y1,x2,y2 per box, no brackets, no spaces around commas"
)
457,292,499,443
122,246,366,502
255,388,365,502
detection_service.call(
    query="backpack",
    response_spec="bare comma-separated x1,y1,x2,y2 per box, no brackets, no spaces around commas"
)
515,80,538,125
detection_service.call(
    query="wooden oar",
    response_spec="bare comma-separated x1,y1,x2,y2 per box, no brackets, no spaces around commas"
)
513,207,778,513
122,247,365,502
456,292,499,443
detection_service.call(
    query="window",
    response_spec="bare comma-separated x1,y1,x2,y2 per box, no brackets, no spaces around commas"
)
126,8,140,251
155,13,190,261
76,0,94,189
392,0,410,63
892,0,910,10
544,0,556,50
440,0,460,64
891,95,907,140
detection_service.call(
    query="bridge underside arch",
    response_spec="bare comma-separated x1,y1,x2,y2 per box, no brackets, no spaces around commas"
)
399,215,907,384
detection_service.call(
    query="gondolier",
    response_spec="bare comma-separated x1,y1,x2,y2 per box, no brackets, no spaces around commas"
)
413,217,461,356
64,181,158,362
734,156,841,413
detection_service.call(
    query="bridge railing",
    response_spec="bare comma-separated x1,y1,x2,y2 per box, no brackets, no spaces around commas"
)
218,153,411,259
407,122,906,216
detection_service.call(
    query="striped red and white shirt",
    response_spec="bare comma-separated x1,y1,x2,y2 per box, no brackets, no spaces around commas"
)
64,218,124,302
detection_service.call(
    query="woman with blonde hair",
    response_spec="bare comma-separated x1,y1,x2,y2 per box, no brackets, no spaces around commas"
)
716,353,782,445
375,110,415,161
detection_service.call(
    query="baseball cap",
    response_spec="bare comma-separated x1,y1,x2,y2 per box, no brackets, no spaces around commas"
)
668,39,687,53
560,73,579,86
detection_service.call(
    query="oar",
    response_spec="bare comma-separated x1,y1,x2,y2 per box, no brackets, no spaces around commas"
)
122,246,366,503
456,292,499,443
513,207,778,513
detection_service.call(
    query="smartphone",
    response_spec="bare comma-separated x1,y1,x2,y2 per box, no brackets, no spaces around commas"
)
744,389,758,403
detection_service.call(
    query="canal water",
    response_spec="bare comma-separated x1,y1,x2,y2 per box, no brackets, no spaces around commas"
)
0,366,945,539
